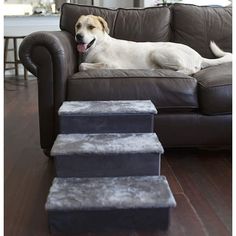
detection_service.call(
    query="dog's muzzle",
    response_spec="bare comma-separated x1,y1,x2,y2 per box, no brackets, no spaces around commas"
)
76,37,96,53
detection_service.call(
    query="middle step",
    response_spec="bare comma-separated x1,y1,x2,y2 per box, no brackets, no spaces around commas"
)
51,133,164,178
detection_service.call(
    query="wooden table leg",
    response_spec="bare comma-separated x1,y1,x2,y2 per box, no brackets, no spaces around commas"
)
24,67,28,80
13,38,18,76
4,38,9,76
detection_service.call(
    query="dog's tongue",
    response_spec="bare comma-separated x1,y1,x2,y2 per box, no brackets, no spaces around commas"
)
77,44,88,53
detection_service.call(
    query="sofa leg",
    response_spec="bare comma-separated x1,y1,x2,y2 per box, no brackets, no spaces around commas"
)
43,149,53,158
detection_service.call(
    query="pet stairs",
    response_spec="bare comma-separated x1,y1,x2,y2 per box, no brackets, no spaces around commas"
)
45,100,176,234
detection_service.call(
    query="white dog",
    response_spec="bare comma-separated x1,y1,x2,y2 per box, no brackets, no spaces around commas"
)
75,15,232,75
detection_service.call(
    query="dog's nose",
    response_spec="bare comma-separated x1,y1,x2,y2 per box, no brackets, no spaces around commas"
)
76,34,84,43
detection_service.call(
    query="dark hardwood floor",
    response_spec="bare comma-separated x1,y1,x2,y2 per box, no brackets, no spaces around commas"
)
4,79,231,236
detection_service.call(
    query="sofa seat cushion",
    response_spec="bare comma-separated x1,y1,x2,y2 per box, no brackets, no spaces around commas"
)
194,62,232,115
67,69,198,113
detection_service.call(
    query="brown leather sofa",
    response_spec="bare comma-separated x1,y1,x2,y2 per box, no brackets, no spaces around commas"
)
19,3,232,153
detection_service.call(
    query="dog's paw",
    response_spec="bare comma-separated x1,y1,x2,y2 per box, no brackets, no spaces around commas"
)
79,63,87,71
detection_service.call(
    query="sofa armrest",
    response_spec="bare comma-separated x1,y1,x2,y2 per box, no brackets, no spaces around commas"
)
19,31,77,151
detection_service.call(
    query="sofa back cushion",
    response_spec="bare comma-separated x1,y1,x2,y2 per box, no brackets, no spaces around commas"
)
171,4,232,58
60,3,172,42
113,8,171,42
60,4,117,36
60,3,231,58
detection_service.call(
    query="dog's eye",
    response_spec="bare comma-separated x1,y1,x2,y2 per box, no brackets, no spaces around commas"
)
76,23,81,29
88,25,95,30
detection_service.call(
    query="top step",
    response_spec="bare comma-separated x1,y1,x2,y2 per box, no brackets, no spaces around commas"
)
58,100,157,134
59,100,157,116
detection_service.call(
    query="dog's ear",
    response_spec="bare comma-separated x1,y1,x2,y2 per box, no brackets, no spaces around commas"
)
97,16,110,34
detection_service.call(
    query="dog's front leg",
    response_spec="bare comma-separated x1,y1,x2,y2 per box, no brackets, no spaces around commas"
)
79,62,109,71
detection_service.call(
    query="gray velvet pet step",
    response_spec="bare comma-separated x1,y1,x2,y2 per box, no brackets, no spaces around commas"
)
59,100,157,134
51,133,164,177
46,176,176,233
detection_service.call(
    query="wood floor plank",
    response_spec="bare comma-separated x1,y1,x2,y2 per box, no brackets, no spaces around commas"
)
4,80,53,236
161,157,184,195
166,149,231,236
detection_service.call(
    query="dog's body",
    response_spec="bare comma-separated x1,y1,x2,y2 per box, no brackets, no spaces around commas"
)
75,15,232,75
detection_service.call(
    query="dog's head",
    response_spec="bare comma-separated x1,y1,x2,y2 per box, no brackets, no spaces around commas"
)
75,15,109,53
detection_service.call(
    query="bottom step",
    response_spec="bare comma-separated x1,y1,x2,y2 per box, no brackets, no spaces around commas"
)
46,176,176,233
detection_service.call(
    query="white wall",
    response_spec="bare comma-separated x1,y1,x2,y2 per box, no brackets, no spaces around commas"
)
142,0,231,6
98,0,135,8
4,16,60,77
180,0,231,6
143,0,155,7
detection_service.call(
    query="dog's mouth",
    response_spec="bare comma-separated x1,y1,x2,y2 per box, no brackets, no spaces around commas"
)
77,38,96,53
